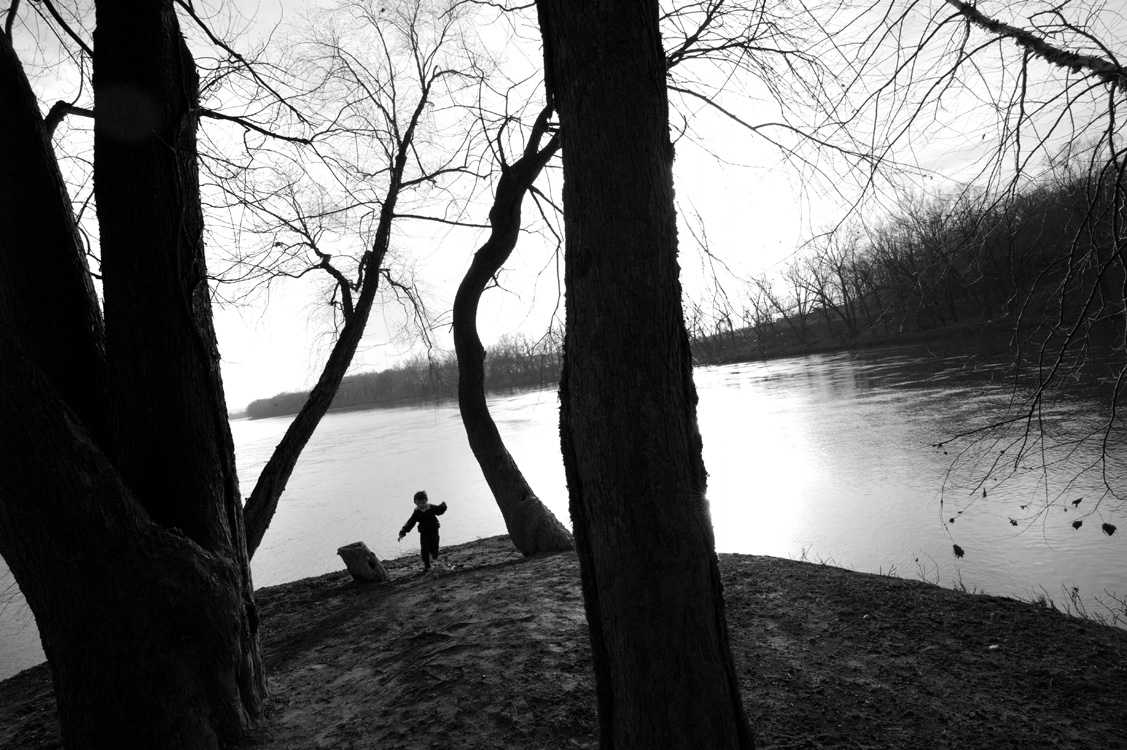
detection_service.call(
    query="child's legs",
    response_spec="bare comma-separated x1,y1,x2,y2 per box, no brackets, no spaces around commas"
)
422,531,440,563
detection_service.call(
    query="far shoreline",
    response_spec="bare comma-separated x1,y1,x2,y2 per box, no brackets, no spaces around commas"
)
236,318,1019,421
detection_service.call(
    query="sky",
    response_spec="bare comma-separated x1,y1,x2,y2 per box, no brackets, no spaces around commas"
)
211,136,816,410
203,0,834,411
14,0,1119,410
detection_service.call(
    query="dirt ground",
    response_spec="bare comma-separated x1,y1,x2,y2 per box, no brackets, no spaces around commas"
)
2,534,1125,749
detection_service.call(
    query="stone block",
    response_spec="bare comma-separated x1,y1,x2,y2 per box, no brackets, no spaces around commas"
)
336,541,389,582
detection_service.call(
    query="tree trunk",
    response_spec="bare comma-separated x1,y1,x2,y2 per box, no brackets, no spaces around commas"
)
94,0,241,548
535,2,753,748
243,261,386,557
92,0,266,722
0,1,267,745
0,339,262,749
452,107,572,556
0,32,109,448
242,92,433,559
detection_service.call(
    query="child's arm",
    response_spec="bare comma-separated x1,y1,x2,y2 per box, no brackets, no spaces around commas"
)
434,501,448,515
398,512,419,540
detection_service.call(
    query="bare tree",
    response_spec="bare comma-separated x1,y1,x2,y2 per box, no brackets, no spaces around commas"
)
452,104,573,554
853,0,1127,524
808,230,864,339
208,0,490,556
0,0,266,744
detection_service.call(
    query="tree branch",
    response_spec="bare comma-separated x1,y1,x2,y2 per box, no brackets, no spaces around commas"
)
392,212,490,229
32,0,91,57
5,0,20,39
199,108,312,145
945,0,1127,90
173,0,310,125
43,100,93,138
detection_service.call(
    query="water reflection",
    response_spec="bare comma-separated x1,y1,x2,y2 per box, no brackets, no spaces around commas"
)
698,346,1125,617
1,344,1124,681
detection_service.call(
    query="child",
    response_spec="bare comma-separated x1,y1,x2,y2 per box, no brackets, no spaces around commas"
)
398,490,448,572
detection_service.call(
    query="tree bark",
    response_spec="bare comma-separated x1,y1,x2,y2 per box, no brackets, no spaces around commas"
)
535,1,753,747
452,107,572,555
0,338,261,749
0,1,267,746
0,32,109,448
94,0,240,549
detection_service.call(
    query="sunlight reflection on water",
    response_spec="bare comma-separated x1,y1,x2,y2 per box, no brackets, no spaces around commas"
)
2,344,1125,680
244,346,1125,608
697,349,1126,610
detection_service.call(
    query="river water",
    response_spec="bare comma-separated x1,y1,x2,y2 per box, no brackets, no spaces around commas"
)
2,344,1125,680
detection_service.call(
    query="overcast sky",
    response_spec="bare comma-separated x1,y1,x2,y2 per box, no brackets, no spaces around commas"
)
16,0,1112,410
211,130,820,409
205,0,846,410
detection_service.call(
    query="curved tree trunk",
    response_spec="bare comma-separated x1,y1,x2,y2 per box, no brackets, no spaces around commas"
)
452,107,572,555
535,1,754,747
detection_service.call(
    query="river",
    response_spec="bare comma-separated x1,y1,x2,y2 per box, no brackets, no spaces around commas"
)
2,343,1125,680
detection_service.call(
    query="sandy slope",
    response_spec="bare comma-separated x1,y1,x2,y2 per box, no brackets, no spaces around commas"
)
2,535,1125,749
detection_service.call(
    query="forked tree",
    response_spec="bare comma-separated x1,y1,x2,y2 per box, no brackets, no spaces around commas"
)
0,0,266,746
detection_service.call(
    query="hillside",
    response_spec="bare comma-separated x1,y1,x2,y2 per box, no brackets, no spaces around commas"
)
2,535,1125,749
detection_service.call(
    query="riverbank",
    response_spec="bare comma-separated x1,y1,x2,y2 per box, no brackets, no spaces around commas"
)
2,534,1125,749
691,315,1022,367
240,317,1014,421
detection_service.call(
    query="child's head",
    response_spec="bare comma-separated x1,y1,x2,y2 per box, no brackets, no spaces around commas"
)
413,490,428,509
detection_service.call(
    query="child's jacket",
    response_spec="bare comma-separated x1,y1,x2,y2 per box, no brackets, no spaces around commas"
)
401,502,447,537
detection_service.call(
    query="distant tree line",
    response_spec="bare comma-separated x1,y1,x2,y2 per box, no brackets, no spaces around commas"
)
690,162,1121,364
245,332,562,419
249,162,1120,421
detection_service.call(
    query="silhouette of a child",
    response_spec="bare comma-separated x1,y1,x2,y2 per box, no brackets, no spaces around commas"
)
398,490,448,571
